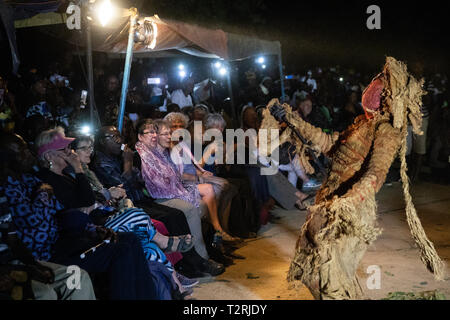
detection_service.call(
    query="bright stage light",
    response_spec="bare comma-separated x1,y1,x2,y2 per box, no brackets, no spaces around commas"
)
219,67,228,76
214,61,222,69
178,64,185,70
179,70,187,78
80,125,92,136
96,0,116,27
256,57,265,64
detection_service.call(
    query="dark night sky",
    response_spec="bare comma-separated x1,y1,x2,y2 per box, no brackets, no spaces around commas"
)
140,0,448,71
3,0,448,75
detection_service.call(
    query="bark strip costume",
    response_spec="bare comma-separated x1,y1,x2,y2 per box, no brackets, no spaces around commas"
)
260,57,445,299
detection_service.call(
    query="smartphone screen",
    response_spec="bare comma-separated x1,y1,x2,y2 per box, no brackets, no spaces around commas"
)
147,78,161,85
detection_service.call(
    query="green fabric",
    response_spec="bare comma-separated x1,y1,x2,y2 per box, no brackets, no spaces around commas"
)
82,164,104,192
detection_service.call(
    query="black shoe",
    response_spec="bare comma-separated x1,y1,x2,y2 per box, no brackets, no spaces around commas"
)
209,244,234,267
199,259,225,276
175,264,205,279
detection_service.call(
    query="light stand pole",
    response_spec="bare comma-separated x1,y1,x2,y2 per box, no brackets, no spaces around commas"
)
117,8,137,133
278,47,286,103
86,21,96,126
225,63,238,128
82,1,100,129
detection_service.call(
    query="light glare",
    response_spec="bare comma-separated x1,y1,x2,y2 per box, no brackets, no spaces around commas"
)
81,125,92,135
96,0,115,27
219,68,227,76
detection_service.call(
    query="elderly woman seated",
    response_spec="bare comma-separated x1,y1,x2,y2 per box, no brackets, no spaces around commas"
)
135,118,238,246
162,112,240,242
34,127,196,299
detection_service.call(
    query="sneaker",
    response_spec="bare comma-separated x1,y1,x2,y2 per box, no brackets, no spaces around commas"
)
176,272,199,288
301,179,321,191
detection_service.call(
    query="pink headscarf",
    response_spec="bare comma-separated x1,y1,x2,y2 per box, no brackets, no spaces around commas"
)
37,133,75,157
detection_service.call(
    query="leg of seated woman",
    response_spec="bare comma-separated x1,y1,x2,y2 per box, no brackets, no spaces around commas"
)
155,198,209,260
279,163,299,187
288,170,299,187
197,183,222,232
292,154,309,183
103,207,192,254
134,199,191,236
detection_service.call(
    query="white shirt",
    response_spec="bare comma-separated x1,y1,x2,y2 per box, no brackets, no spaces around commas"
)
170,89,193,109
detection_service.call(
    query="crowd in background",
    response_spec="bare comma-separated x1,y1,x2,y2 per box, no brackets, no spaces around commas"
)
1,52,449,300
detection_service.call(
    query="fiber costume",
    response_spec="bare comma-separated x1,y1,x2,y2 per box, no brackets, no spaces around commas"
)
261,57,445,299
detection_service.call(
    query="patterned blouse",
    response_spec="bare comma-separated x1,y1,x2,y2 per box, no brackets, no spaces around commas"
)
25,101,53,120
0,174,62,261
135,141,200,207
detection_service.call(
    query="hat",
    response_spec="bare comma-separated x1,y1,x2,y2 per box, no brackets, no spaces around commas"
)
37,133,75,157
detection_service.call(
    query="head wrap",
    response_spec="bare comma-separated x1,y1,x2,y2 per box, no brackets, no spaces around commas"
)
37,134,75,157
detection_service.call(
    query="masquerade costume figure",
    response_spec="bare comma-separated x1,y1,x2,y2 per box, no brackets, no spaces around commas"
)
261,57,445,299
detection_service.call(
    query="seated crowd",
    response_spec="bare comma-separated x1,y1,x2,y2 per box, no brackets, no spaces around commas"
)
1,59,447,300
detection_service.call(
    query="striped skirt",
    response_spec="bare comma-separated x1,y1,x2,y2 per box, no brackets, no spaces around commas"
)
104,207,173,272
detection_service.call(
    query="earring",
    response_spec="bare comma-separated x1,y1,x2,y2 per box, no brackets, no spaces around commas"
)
49,161,53,169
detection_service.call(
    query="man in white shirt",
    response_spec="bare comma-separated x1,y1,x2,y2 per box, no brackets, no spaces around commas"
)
170,78,195,109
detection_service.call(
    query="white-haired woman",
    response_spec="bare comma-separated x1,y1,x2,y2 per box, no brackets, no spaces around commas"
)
162,113,240,242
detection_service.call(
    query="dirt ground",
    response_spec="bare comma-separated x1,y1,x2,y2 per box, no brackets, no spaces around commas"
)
191,180,450,300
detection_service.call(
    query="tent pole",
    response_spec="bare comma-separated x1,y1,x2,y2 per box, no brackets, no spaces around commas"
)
118,10,137,133
86,20,96,128
278,47,285,103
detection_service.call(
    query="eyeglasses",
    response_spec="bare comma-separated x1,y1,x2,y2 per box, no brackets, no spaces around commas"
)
142,130,157,135
76,145,94,152
104,134,121,139
159,133,171,137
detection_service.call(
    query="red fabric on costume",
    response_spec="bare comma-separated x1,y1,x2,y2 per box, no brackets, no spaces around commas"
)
362,78,384,119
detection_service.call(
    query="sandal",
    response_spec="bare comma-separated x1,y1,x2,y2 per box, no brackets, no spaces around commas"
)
163,234,194,253
217,231,242,243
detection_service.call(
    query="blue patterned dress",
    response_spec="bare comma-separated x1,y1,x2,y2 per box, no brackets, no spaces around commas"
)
0,174,62,261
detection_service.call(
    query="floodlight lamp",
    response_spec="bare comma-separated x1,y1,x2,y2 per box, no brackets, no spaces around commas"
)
96,0,116,27
134,19,157,49
179,70,187,78
214,62,222,69
256,57,265,64
80,125,92,136
178,64,185,70
219,67,228,76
